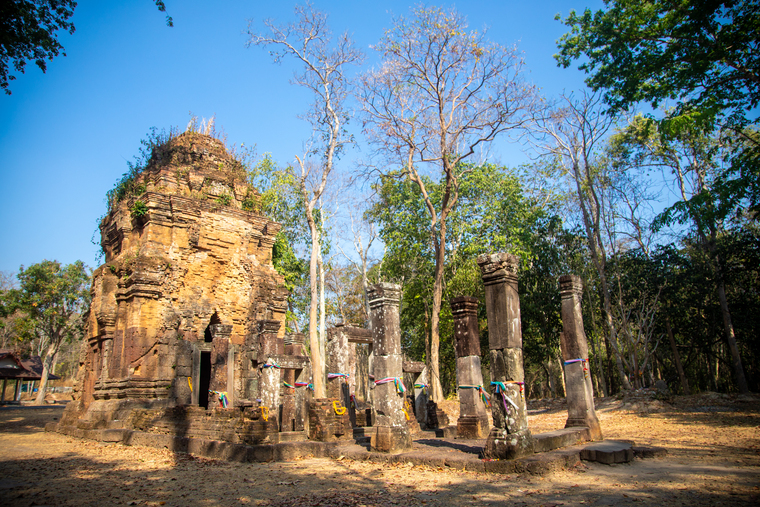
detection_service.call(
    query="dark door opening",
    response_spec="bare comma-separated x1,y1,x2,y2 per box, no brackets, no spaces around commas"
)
199,351,211,408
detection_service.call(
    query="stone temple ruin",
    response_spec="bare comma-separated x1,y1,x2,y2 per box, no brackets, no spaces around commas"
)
55,132,644,468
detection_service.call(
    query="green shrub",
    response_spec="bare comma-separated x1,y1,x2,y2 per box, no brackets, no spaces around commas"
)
130,200,148,218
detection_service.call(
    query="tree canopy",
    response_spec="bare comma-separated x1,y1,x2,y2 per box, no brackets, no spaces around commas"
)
1,0,173,94
555,0,759,130
3,260,90,404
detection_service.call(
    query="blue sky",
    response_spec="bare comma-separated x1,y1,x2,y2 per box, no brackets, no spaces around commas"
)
0,0,603,274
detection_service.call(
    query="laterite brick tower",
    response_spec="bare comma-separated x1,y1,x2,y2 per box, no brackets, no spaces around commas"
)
60,132,289,430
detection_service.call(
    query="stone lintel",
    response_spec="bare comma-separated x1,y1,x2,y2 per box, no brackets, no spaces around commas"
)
402,360,426,374
342,325,373,344
262,354,309,371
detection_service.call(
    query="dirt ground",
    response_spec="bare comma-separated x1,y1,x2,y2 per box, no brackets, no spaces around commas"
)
1,391,758,506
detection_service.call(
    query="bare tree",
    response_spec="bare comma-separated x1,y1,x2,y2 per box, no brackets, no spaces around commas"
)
248,3,363,398
616,115,750,393
359,5,537,401
337,208,378,326
530,90,633,391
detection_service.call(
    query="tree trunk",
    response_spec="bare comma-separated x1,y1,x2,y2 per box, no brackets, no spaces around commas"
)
585,289,608,397
428,232,445,402
307,214,325,398
665,316,690,395
715,281,748,393
318,242,326,383
34,342,58,406
556,350,567,398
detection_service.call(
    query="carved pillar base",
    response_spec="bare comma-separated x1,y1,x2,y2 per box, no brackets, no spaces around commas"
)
457,414,489,439
371,425,413,454
308,398,351,442
484,427,534,460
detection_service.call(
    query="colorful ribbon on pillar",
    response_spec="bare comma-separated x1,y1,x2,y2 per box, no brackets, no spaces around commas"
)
564,358,590,379
503,380,525,400
374,377,406,394
327,373,349,381
458,385,491,407
283,382,295,390
295,382,314,390
262,361,282,369
490,382,519,412
413,383,428,395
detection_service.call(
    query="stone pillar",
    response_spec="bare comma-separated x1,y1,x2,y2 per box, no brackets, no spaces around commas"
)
477,253,534,459
451,296,489,439
281,334,299,432
368,283,412,453
208,324,233,408
559,275,602,440
287,333,310,432
326,326,351,411
258,320,282,426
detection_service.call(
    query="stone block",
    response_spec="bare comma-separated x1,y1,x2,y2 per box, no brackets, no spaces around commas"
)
426,401,450,429
580,440,634,464
632,445,668,459
456,415,489,439
370,425,412,453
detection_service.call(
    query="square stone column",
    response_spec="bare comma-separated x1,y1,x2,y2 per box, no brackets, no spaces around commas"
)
287,332,311,432
451,296,489,439
368,283,412,453
326,326,351,412
281,334,302,432
559,275,603,440
477,253,534,459
258,320,282,427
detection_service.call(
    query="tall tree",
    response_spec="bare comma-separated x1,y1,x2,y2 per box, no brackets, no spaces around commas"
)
530,91,635,391
371,163,561,395
615,114,751,392
5,260,90,405
248,3,363,398
555,0,760,213
360,5,537,401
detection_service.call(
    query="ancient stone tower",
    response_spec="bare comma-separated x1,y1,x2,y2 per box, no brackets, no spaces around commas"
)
62,132,288,428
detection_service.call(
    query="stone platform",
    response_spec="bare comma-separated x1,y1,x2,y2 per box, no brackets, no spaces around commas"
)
47,422,663,475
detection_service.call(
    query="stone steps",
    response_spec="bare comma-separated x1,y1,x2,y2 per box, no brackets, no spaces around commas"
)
352,427,373,445
278,431,307,443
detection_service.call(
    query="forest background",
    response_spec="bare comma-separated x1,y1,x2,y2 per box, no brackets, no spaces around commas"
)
1,0,758,402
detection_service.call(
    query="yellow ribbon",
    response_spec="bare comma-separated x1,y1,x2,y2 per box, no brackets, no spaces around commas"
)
187,377,193,392
333,400,347,415
402,408,410,420
260,406,269,422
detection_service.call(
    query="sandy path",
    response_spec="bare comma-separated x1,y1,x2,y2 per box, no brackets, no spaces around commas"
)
1,394,758,506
